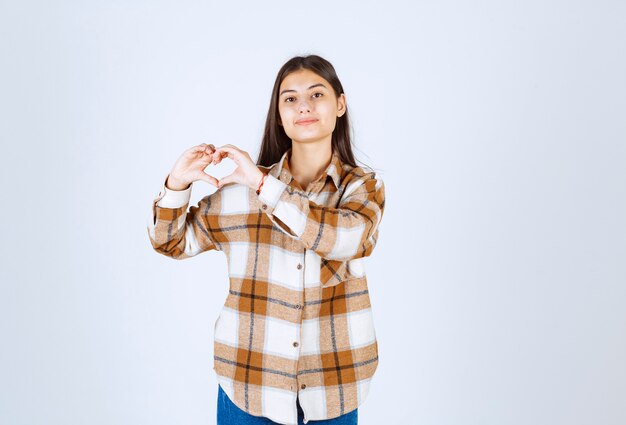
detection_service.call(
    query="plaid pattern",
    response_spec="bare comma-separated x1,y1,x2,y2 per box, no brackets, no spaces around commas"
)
146,147,385,425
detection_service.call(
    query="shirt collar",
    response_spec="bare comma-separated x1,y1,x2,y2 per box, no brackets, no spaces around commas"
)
269,147,343,190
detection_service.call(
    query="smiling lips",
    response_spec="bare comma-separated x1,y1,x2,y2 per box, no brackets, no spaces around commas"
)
296,118,318,125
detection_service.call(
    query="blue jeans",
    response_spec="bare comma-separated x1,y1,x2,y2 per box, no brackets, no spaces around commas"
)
217,384,358,425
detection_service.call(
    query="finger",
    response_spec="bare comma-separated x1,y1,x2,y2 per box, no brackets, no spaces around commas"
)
196,150,213,164
217,172,236,189
203,145,216,158
191,144,209,153
211,150,229,164
201,172,219,187
214,146,238,162
215,145,238,155
212,151,225,165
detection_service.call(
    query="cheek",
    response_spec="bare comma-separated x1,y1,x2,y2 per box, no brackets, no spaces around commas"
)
320,106,337,124
278,106,292,120
277,109,287,124
320,102,337,117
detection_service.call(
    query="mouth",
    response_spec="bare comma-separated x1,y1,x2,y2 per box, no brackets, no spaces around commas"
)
296,119,318,125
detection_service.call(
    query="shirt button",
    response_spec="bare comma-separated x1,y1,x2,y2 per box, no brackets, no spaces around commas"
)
296,263,302,270
293,341,299,347
300,384,306,389
295,304,302,310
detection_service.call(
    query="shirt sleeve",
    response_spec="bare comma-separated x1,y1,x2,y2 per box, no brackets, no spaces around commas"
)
257,171,385,261
146,174,223,259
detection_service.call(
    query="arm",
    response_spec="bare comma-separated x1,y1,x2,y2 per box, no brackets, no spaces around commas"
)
257,170,385,261
146,174,224,259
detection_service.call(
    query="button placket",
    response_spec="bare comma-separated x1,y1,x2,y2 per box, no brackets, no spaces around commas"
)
294,248,305,391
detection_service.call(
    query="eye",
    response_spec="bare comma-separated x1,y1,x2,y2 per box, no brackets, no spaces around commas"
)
284,92,324,103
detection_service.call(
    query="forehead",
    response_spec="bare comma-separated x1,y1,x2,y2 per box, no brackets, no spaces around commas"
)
279,69,330,91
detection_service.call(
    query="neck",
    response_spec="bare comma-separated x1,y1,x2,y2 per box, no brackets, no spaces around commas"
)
289,141,333,191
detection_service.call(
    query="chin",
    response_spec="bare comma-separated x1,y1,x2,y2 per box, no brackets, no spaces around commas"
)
290,131,331,143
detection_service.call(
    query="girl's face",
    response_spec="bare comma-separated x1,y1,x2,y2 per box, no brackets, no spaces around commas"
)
277,69,346,145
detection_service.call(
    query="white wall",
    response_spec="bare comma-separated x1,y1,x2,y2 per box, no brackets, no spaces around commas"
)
1,1,625,424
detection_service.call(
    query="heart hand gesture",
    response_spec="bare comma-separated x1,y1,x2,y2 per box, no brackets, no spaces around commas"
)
211,144,265,191
166,143,265,192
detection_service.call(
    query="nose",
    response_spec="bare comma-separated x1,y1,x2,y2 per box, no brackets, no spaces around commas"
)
298,99,311,113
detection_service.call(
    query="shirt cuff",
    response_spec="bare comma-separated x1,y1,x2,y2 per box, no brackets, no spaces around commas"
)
257,174,288,210
156,175,192,208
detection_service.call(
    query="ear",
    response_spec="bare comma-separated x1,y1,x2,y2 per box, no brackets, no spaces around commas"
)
337,93,347,118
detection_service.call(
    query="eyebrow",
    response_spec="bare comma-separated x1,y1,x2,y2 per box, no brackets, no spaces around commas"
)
279,83,327,97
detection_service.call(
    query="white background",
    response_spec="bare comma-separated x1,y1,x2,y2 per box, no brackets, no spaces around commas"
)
1,1,625,424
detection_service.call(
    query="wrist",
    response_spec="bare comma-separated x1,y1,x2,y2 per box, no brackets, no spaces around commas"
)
254,169,267,194
166,175,191,191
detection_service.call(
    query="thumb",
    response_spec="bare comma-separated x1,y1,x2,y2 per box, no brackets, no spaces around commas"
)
199,172,219,188
217,172,237,189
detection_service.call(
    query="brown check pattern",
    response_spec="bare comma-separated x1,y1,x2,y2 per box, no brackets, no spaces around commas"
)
147,147,385,424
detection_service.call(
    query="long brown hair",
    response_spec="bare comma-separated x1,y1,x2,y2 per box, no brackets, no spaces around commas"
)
256,54,369,170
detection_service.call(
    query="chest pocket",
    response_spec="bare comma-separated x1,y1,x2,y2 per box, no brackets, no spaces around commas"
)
320,258,350,287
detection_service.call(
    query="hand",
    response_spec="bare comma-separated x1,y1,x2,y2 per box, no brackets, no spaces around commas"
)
211,144,265,190
167,143,219,190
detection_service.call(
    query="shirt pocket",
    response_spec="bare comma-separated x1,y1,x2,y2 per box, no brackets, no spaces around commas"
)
320,258,349,287
320,257,368,287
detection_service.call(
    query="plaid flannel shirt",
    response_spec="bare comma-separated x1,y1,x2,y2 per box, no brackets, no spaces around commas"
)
146,147,385,424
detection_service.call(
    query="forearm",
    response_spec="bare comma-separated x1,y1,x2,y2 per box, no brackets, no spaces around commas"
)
256,173,385,261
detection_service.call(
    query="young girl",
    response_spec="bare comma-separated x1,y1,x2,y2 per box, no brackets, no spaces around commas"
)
147,54,385,425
